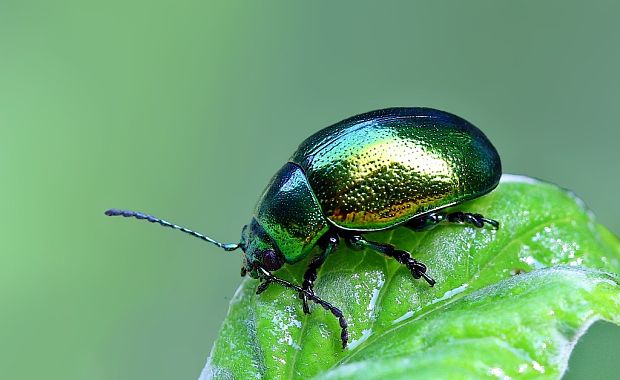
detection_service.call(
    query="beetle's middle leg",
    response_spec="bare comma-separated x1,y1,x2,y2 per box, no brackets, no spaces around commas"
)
407,211,499,231
300,234,339,314
347,235,436,287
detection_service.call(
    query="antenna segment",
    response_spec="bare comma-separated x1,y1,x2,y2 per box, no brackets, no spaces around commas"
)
104,209,240,251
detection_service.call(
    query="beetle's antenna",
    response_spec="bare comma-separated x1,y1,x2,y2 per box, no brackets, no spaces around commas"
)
104,209,240,251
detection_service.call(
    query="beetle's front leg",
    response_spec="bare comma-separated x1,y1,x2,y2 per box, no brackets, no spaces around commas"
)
255,266,349,348
300,234,339,314
407,211,499,231
348,235,436,287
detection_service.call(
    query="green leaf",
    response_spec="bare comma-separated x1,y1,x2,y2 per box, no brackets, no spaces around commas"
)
201,175,620,379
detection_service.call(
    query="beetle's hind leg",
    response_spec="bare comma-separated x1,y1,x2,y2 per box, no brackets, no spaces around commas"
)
347,235,436,287
300,234,339,314
407,211,499,231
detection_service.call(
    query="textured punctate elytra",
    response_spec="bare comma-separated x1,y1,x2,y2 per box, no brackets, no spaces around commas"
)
290,108,501,231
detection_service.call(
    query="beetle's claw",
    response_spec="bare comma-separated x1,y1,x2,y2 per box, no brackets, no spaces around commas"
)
447,212,499,230
420,272,436,287
472,214,499,230
482,217,500,230
408,259,435,287
256,279,271,295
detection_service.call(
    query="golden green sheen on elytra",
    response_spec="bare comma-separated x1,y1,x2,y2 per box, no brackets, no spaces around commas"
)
290,108,501,230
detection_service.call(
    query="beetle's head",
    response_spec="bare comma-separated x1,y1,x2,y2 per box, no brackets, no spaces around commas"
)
240,218,285,278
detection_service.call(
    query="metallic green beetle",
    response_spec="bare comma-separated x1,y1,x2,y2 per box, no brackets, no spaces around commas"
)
106,107,502,348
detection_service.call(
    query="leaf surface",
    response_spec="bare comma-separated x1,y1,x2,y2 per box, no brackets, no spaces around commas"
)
202,175,620,379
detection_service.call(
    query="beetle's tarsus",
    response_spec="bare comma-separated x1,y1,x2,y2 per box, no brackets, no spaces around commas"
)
408,211,500,231
348,236,436,288
395,249,436,287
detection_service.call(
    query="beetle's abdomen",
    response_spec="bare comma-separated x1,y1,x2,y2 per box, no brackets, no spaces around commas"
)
254,163,329,263
290,108,501,231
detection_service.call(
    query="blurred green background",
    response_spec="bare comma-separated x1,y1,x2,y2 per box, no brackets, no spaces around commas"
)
1,1,619,379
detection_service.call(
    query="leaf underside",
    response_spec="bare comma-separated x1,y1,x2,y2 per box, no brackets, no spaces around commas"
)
202,175,620,379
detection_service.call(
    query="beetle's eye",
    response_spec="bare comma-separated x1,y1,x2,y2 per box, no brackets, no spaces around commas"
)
262,249,284,271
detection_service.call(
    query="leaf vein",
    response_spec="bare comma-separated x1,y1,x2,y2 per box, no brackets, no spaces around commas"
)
337,214,579,365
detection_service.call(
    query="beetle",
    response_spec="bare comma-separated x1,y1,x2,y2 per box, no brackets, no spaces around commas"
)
105,107,501,348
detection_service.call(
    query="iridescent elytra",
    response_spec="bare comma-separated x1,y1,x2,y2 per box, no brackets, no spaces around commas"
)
106,107,502,348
